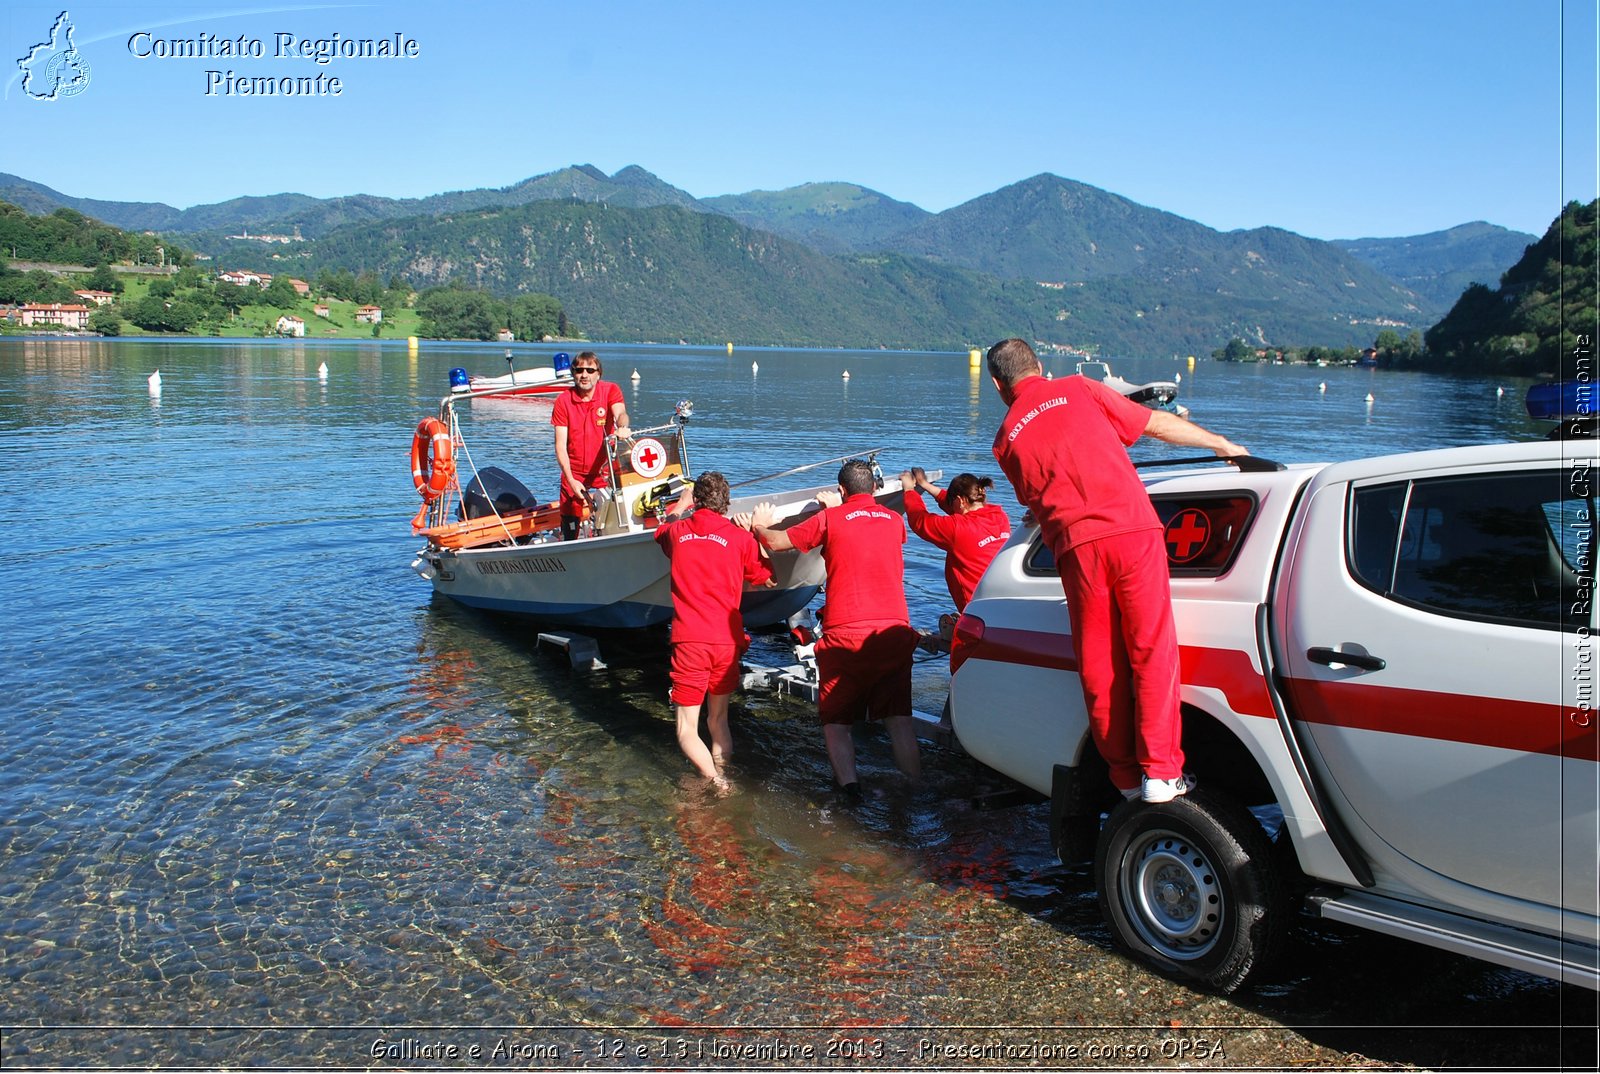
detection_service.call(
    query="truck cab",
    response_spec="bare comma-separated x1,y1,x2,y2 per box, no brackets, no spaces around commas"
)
948,440,1599,991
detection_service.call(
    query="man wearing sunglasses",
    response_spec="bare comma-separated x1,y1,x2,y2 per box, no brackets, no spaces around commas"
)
551,350,632,539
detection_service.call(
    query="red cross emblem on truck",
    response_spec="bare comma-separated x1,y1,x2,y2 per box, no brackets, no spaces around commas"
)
630,437,667,478
1164,508,1211,563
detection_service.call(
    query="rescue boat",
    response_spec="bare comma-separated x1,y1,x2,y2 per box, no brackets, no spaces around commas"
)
408,388,918,631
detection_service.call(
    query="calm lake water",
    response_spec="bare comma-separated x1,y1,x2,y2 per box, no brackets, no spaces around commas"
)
0,338,1584,1068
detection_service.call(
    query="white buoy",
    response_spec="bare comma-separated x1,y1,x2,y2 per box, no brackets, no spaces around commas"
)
147,369,162,393
1496,386,1505,398
1365,393,1375,403
631,368,641,382
1174,372,1182,383
842,370,850,380
317,362,328,380
751,361,759,373
1319,382,1327,393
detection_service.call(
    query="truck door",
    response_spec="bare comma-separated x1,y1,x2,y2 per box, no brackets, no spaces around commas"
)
1274,455,1596,917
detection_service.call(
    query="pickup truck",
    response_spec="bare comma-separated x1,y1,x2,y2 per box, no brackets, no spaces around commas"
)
947,438,1599,992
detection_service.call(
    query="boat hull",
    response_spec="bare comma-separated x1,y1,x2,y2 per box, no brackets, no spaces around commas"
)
414,480,907,631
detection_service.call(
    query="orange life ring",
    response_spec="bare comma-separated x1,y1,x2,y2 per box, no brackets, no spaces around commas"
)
410,416,455,501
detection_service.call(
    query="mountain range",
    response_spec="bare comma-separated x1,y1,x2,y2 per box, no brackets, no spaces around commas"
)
0,166,1538,354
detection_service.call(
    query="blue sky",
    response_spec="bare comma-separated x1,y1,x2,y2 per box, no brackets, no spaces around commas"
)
2,0,1595,240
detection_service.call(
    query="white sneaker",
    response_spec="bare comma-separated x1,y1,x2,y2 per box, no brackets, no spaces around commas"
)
1141,774,1196,803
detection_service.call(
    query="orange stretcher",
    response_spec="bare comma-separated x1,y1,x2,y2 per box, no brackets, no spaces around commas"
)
417,502,563,550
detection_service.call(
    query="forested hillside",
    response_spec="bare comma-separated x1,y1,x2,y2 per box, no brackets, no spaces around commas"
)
702,183,931,254
1421,199,1598,376
302,200,1043,348
1333,222,1535,310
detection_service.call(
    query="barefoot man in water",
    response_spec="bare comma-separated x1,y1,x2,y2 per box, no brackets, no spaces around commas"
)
751,459,922,798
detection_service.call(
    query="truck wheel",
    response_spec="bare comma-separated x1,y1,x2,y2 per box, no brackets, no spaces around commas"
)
1094,787,1284,993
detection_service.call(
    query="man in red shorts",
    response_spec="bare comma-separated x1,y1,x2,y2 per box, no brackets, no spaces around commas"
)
655,471,774,788
985,338,1248,804
751,460,921,798
900,468,1011,613
551,350,631,540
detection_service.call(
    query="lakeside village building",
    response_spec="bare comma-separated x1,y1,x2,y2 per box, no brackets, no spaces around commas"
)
4,303,91,330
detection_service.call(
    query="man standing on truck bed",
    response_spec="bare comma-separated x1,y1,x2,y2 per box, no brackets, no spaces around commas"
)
985,338,1249,803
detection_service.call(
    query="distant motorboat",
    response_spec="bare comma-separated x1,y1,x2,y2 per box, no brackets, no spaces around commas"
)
450,352,574,399
1076,360,1186,416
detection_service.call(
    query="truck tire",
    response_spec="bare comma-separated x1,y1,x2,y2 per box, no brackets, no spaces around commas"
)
1094,787,1285,993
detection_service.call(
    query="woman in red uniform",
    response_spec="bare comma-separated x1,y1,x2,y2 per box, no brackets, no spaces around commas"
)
900,469,1011,612
655,472,774,788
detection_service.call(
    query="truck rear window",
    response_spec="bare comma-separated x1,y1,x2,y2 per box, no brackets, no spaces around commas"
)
1023,492,1259,577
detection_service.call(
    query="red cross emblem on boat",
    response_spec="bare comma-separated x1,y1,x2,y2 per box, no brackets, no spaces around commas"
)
630,437,667,478
1164,508,1211,563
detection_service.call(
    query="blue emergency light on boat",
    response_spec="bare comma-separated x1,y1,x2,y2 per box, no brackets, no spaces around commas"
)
449,367,470,390
552,352,572,374
1525,381,1596,421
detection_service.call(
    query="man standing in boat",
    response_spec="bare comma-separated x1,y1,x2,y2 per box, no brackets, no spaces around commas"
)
551,351,631,540
655,472,775,789
985,338,1247,804
750,460,922,798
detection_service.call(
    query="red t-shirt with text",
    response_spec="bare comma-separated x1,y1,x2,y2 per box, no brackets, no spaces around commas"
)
784,493,908,629
904,489,1011,611
992,374,1158,554
655,511,773,645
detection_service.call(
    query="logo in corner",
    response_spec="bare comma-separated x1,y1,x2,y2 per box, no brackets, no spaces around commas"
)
18,11,91,102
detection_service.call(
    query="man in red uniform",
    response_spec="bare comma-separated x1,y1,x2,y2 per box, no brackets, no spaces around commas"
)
986,338,1248,803
751,460,921,797
900,469,1011,612
655,472,775,788
551,350,631,540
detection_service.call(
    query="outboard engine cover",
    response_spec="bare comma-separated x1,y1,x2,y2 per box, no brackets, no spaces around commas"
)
449,367,471,390
460,466,536,520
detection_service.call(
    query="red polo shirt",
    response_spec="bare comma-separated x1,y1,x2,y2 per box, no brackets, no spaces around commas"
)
992,374,1158,554
655,511,773,644
904,489,1011,611
783,493,908,629
551,380,624,488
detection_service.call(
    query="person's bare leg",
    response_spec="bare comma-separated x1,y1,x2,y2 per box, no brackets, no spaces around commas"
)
675,703,725,785
823,723,857,788
882,715,922,781
704,692,733,767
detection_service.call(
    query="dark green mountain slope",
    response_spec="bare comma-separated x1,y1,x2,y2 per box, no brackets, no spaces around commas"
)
286,199,1424,353
0,173,187,232
299,201,1043,348
880,173,1428,322
0,165,705,240
1422,200,1597,376
702,182,931,254
1333,222,1536,310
